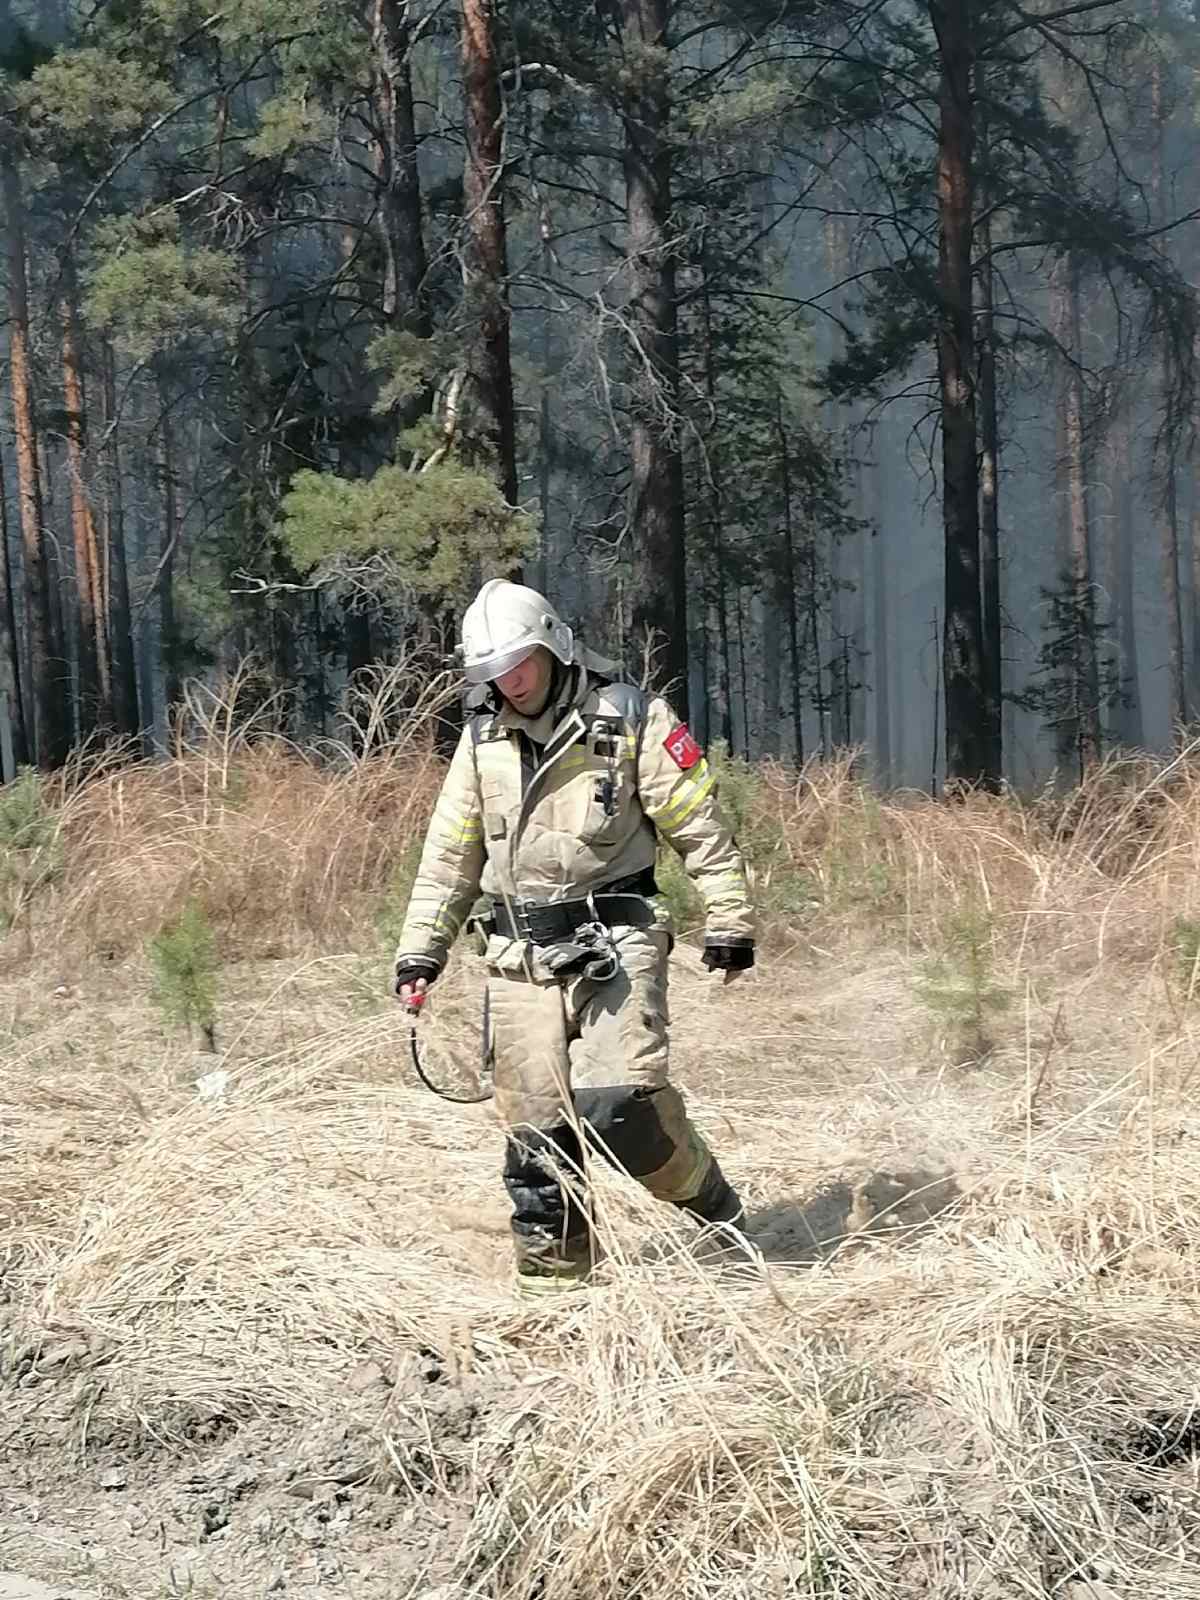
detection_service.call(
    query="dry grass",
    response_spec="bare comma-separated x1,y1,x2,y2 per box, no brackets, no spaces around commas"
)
1,660,450,962
7,724,1200,1596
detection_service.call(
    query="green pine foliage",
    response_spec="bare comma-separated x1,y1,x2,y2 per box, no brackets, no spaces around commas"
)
276,460,537,601
917,898,1011,1066
149,899,219,1052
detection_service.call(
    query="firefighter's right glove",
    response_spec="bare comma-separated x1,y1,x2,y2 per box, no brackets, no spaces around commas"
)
393,955,442,1010
702,939,755,982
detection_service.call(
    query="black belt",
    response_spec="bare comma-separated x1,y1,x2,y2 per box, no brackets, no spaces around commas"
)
489,870,657,946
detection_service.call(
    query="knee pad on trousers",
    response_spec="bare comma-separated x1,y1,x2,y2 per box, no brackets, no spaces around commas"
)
503,1122,588,1241
573,1085,677,1179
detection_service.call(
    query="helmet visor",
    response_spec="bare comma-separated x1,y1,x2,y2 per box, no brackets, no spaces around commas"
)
462,640,538,686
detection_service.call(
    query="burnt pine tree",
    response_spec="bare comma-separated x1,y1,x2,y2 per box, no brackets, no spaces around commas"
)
619,0,688,711
462,0,519,513
0,11,68,770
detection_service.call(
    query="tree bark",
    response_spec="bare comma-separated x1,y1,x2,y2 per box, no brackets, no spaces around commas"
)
0,443,29,767
1150,19,1187,731
976,213,1003,782
460,0,519,510
158,395,183,718
371,0,431,338
870,448,892,786
1057,255,1101,773
1,138,67,769
930,0,992,787
102,343,140,737
60,259,112,736
620,0,688,713
1109,408,1144,748
776,393,804,762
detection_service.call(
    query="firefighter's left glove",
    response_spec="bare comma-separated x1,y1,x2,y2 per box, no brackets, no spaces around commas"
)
701,938,755,974
393,954,443,1010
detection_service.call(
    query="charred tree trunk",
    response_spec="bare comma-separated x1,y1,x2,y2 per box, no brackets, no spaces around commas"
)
930,0,992,787
1109,409,1144,748
699,235,732,746
345,608,372,679
461,0,518,511
60,262,112,736
776,394,805,762
1151,7,1187,731
870,448,892,786
158,396,183,718
807,539,829,757
761,594,781,757
1056,255,1101,772
714,524,733,750
0,444,29,767
620,0,688,712
372,0,431,339
976,206,1003,782
102,344,139,736
1,140,67,769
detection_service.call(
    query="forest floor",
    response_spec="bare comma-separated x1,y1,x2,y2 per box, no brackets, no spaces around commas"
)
5,743,1200,1598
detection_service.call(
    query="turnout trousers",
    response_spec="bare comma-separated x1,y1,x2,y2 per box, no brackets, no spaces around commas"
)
485,924,742,1283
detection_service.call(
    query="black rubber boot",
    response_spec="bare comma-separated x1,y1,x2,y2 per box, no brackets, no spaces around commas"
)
674,1160,745,1227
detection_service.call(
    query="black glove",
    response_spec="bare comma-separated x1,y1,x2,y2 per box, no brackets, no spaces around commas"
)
701,938,755,973
393,955,443,997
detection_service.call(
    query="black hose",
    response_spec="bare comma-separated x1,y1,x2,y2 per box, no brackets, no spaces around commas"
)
408,1017,494,1105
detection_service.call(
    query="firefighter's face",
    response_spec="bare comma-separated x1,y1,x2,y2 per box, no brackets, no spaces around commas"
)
495,646,554,715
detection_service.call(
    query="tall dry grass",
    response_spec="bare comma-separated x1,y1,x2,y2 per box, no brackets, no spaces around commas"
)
1,658,454,962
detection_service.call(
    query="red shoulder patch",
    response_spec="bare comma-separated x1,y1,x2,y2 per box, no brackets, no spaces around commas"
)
663,724,702,771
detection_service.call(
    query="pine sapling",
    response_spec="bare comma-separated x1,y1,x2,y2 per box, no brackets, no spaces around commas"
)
917,897,1010,1066
150,898,219,1052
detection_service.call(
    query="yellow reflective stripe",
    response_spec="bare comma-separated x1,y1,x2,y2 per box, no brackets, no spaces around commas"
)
432,800,483,847
654,762,716,832
410,904,463,937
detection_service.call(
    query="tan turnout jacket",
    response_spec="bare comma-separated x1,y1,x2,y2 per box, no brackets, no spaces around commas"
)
395,656,754,970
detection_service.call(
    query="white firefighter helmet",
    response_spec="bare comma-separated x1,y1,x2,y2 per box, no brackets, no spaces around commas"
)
460,579,575,685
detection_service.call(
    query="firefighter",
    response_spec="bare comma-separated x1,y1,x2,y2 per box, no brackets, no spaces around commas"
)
392,579,755,1292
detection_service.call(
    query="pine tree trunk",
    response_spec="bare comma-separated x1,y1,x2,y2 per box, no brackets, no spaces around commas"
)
621,0,688,712
776,394,805,762
158,398,182,718
871,450,892,786
534,206,554,597
372,0,431,338
976,204,1003,781
1151,7,1187,731
807,540,829,757
715,522,733,749
460,0,518,509
1,140,67,769
1059,256,1101,771
761,569,782,758
102,344,139,737
1109,409,1144,747
60,265,112,736
0,443,29,767
930,0,991,787
735,588,750,757
699,236,731,744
